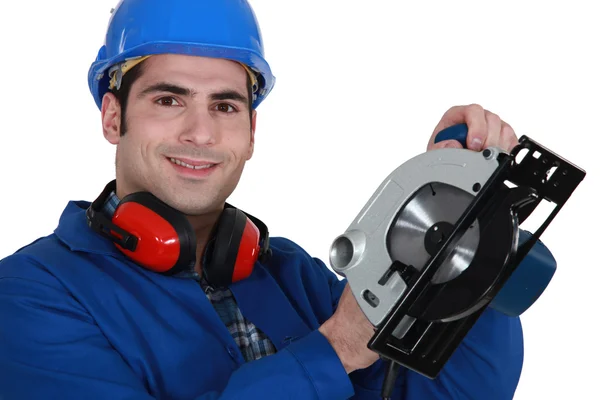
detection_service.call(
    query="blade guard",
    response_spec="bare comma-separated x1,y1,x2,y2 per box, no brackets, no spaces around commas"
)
434,123,557,317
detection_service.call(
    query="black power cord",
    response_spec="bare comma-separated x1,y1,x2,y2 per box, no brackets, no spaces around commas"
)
381,358,401,399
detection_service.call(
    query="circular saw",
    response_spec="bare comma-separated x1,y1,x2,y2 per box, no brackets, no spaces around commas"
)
329,124,586,387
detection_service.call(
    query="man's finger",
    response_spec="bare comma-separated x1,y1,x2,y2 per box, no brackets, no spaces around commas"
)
430,139,464,150
429,104,487,151
484,110,503,148
500,121,519,152
463,104,487,151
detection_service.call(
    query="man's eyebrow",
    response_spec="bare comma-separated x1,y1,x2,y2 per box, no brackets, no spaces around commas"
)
210,90,248,104
137,83,194,98
137,83,248,104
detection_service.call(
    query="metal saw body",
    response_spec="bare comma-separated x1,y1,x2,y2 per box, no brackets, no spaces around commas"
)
329,145,504,327
329,124,586,379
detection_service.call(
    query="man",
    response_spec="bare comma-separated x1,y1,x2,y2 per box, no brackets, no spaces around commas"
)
0,1,524,399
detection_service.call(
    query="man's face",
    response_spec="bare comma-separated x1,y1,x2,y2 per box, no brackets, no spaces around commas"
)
101,54,256,215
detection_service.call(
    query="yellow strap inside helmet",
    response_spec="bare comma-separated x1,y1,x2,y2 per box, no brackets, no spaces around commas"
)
108,55,258,97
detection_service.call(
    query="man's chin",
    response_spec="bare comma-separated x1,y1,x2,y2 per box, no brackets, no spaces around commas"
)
176,202,225,217
158,193,225,217
149,175,235,216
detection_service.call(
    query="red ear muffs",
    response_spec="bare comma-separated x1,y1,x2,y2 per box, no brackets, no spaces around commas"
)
203,207,261,287
86,180,271,286
112,192,196,274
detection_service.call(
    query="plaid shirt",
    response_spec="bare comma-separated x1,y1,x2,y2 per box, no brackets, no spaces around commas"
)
102,191,277,362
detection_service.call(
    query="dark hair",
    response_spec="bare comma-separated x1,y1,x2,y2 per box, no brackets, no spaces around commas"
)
110,60,254,136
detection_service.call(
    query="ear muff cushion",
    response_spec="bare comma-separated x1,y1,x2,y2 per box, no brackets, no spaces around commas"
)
231,217,261,282
204,208,247,287
114,192,196,274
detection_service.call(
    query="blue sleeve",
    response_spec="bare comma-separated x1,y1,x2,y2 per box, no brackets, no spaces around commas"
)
317,259,524,399
0,256,355,400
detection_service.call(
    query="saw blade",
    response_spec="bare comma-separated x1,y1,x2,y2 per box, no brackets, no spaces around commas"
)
387,182,480,284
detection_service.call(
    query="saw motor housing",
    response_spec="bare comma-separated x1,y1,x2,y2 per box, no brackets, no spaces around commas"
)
329,132,585,379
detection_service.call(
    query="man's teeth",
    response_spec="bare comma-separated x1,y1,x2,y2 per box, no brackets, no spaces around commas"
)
169,158,214,170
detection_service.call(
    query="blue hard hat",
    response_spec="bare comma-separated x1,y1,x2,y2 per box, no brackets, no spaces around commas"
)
88,0,275,110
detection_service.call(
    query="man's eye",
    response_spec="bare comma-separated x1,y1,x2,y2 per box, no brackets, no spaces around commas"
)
216,103,236,113
156,97,180,107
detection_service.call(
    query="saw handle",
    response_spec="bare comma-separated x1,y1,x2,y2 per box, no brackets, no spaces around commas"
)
433,123,468,148
433,123,557,317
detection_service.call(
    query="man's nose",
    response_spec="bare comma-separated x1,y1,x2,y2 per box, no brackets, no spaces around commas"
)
178,108,217,146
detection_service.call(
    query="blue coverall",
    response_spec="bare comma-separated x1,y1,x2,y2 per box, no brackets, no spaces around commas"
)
0,201,524,399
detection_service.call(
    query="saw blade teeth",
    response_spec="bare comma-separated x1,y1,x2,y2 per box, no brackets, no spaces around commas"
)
387,182,480,284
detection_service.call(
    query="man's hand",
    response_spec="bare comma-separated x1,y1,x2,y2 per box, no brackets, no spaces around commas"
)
319,283,380,374
427,104,519,153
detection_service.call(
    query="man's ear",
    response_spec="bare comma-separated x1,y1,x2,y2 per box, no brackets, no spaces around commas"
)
247,109,257,160
101,92,122,144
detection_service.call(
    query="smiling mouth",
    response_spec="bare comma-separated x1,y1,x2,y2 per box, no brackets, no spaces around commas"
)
168,157,216,170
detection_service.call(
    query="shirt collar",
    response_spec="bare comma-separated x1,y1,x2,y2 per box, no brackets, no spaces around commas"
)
53,200,125,258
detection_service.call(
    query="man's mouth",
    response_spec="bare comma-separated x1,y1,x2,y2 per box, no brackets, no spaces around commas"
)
168,157,216,170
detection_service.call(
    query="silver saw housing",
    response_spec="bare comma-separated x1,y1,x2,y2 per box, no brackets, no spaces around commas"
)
329,146,504,327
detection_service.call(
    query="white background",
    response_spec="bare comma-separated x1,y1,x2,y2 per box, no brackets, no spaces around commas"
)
1,1,598,398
